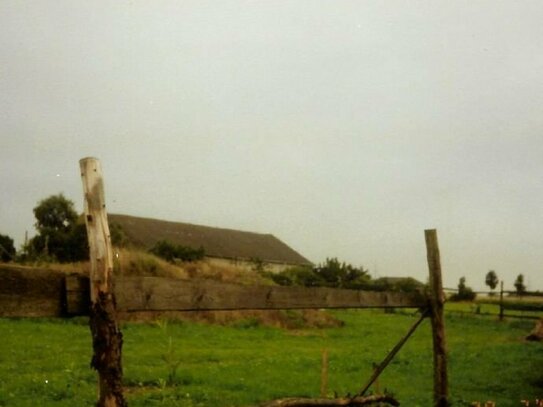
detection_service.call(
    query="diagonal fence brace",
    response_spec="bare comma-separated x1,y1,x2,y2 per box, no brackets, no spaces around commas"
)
355,308,430,399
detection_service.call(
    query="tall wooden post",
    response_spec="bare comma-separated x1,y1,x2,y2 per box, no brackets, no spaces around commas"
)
80,157,126,407
424,229,449,407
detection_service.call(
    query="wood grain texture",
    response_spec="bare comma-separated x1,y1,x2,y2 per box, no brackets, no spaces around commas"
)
65,275,90,315
425,229,449,407
80,157,114,301
80,157,126,407
113,277,426,312
0,264,65,317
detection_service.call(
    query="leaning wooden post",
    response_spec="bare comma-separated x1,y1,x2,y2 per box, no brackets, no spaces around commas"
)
424,229,449,407
80,157,126,407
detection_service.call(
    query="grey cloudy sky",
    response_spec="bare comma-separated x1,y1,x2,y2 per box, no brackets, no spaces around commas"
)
1,1,542,291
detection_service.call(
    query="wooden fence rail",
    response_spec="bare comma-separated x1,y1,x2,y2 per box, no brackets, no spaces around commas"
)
0,267,426,317
64,275,427,315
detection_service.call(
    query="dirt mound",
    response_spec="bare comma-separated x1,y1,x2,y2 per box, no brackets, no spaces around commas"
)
526,318,543,341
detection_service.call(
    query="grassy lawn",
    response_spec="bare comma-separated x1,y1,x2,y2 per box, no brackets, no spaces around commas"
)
0,310,542,406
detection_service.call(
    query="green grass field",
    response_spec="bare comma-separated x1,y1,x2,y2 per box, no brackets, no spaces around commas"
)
1,309,542,406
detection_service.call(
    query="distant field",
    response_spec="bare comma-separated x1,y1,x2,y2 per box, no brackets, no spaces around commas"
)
0,309,542,406
445,296,543,320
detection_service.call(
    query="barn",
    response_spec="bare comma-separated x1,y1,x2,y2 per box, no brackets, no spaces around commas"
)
108,214,313,273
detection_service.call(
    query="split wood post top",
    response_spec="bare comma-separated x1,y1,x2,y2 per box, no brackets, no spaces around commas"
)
80,157,114,301
425,229,449,407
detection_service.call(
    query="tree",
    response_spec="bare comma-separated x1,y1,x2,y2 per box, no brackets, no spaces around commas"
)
267,258,370,289
485,270,498,293
514,274,526,296
313,258,370,289
0,233,16,262
28,194,88,262
34,193,78,232
451,276,476,301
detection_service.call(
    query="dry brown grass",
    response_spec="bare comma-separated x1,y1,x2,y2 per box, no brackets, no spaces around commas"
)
180,260,272,285
15,248,273,284
13,259,90,276
114,248,188,279
113,248,273,285
118,309,343,329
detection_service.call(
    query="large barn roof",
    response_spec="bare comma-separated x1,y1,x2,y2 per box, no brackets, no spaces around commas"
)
108,214,313,266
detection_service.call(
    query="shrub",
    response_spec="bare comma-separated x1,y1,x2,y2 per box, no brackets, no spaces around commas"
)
450,276,477,301
267,266,324,287
369,277,424,293
267,258,370,289
109,222,128,247
313,258,370,289
149,240,205,263
0,233,16,262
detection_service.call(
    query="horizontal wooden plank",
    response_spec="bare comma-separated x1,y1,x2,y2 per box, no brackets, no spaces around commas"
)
0,264,66,317
113,277,427,312
65,275,90,292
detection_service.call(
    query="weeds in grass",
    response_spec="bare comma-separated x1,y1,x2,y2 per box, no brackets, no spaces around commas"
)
162,337,183,386
155,320,184,386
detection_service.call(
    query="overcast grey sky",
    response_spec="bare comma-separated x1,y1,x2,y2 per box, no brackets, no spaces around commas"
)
1,1,542,291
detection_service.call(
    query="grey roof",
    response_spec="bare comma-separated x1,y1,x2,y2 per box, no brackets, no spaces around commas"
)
108,214,312,266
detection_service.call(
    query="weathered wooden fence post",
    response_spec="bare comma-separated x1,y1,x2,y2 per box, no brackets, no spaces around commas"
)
425,229,449,407
80,157,126,407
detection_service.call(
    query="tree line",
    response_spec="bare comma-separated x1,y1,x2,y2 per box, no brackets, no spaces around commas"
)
450,270,529,301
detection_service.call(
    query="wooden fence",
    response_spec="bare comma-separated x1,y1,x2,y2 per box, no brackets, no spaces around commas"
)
0,231,449,407
0,157,451,406
0,266,426,317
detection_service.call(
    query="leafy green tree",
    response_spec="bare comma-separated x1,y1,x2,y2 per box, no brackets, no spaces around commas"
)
28,194,88,262
514,274,526,296
267,258,369,289
314,258,370,289
33,194,78,232
485,270,498,293
0,233,16,262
